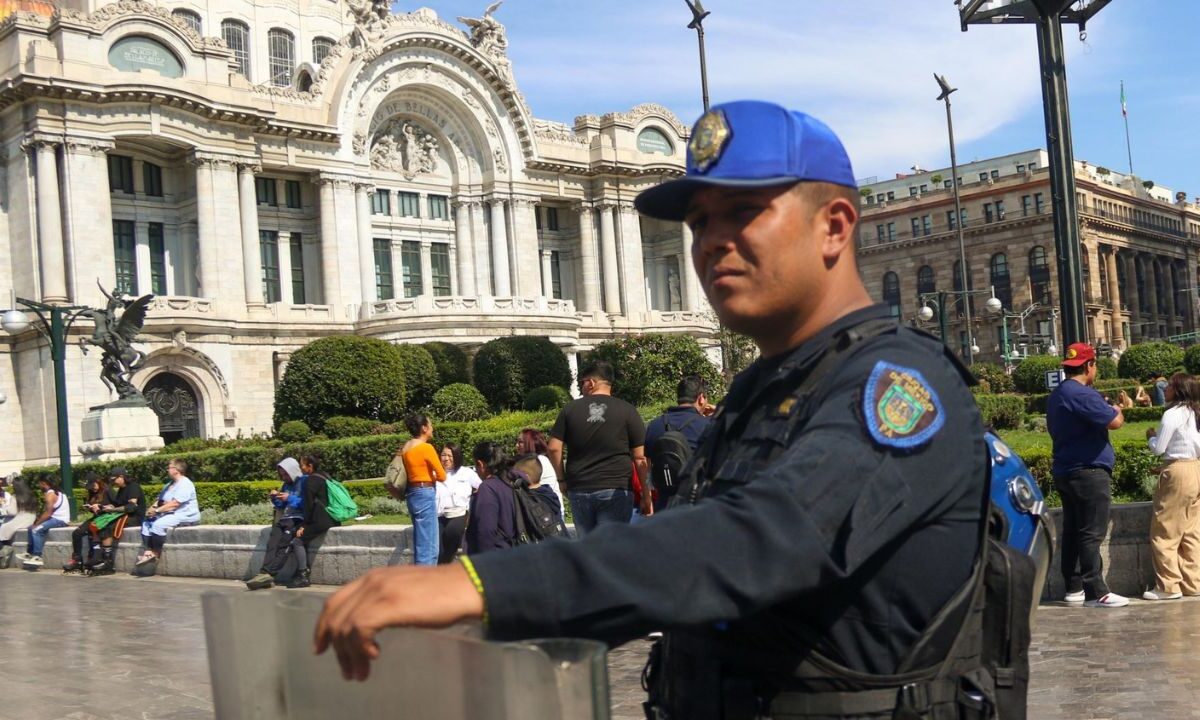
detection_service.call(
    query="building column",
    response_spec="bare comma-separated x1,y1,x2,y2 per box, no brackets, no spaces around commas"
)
355,183,375,315
1122,251,1141,341
1164,257,1178,333
511,198,541,297
419,241,434,297
32,141,68,303
192,156,220,300
574,204,601,313
598,204,621,314
469,201,490,295
489,198,511,296
277,230,293,305
1105,247,1123,347
238,163,264,305
317,177,342,311
1147,255,1162,334
453,200,476,297
541,250,554,298
134,222,153,296
62,138,115,306
617,203,648,316
680,224,701,311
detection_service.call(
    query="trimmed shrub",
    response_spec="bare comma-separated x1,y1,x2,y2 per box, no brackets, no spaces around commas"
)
1007,440,1159,505
431,383,490,422
323,416,380,439
358,496,408,516
274,335,407,432
972,363,1014,394
1012,355,1064,394
201,503,276,525
1096,356,1118,380
585,334,724,407
276,420,311,444
473,337,571,410
394,343,439,410
1184,345,1200,375
1122,406,1165,423
159,434,280,453
423,341,471,387
524,385,571,412
1118,342,1184,380
974,394,1025,430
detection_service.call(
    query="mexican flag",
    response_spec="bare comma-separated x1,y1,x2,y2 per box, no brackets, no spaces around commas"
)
1121,81,1128,117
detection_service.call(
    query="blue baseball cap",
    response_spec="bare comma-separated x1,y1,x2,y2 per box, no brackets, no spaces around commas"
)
635,100,856,221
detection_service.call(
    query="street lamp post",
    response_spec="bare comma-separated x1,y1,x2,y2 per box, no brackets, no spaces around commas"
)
934,73,975,365
1,292,91,517
918,286,997,359
684,0,712,112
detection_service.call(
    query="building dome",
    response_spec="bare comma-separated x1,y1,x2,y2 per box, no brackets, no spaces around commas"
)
0,0,57,20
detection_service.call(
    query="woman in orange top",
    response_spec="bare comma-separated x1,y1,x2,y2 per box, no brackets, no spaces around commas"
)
401,414,445,566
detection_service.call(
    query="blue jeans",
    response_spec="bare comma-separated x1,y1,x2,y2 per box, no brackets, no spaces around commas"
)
28,518,67,556
568,489,634,536
406,486,439,566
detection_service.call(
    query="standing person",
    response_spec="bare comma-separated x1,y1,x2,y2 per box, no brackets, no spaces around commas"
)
1047,343,1129,607
290,452,338,588
1143,373,1200,600
316,102,1008,719
463,442,516,555
515,429,563,512
644,375,713,512
22,477,71,568
401,414,445,566
436,444,475,565
546,360,649,534
0,477,37,568
1152,373,1169,407
137,459,201,568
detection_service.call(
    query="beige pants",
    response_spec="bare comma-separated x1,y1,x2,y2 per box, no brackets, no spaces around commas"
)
1150,459,1200,594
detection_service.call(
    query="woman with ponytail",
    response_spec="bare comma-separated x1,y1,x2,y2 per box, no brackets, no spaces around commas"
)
464,442,517,555
1144,373,1200,600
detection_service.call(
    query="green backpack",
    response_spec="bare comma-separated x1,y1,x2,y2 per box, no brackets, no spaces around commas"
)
323,477,359,523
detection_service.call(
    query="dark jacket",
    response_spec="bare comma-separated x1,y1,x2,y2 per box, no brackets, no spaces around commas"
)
301,472,339,537
112,483,147,525
465,476,516,555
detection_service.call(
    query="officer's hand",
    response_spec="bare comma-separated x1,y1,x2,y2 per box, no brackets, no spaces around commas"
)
313,563,484,681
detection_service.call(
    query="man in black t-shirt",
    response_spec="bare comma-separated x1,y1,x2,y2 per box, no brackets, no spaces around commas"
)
547,360,648,535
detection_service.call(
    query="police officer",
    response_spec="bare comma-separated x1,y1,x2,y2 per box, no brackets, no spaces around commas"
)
315,101,991,718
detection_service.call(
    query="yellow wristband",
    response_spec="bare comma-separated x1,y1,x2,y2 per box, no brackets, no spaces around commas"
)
458,555,489,627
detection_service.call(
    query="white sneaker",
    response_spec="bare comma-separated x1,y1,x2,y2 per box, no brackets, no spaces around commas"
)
17,552,31,561
1143,589,1182,601
1064,590,1085,603
23,556,43,567
1085,593,1129,608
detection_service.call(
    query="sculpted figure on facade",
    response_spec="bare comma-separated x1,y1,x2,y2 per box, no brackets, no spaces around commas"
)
347,0,390,48
81,283,154,405
371,120,440,178
458,2,513,85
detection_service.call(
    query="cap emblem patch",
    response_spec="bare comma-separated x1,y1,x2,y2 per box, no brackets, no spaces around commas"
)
863,361,944,450
689,109,731,172
1066,347,1078,359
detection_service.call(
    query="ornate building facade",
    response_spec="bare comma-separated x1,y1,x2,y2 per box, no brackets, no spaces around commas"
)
857,149,1200,364
0,0,710,469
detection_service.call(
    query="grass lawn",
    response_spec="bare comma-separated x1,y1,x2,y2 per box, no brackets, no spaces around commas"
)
352,513,410,525
998,419,1157,456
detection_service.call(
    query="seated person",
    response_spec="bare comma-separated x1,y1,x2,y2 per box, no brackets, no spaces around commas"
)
1135,384,1153,407
137,459,200,567
63,472,108,572
23,477,71,568
1116,389,1135,410
0,477,37,568
86,468,146,573
289,452,339,589
246,458,305,590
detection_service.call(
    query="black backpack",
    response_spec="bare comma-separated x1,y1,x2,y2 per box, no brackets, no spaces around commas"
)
512,486,567,545
649,416,701,503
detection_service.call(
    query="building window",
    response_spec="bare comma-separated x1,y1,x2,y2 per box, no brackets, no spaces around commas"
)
990,169,1000,180
886,222,896,241
108,155,134,194
284,180,301,209
550,251,563,299
922,215,932,236
374,238,394,300
943,180,953,189
221,20,250,77
372,189,390,215
865,195,875,206
255,177,277,206
909,187,919,197
431,244,451,296
1028,162,1037,171
995,199,1005,220
984,203,994,224
910,218,920,237
400,241,421,297
978,172,989,182
312,36,335,65
148,223,167,295
882,271,901,319
267,28,295,88
545,207,560,231
917,265,936,299
172,9,201,34
990,253,1012,310
143,162,163,197
876,224,885,242
289,233,305,304
946,210,957,230
1021,195,1032,216
886,191,895,201
428,195,449,220
1029,246,1051,305
259,230,281,303
113,220,137,295
920,184,928,193
399,192,420,218
1034,193,1045,214
1016,164,1025,174
876,194,885,203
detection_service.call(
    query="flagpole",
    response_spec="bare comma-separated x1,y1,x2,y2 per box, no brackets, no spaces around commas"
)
1122,80,1134,176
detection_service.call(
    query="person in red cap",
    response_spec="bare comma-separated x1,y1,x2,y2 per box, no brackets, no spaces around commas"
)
1046,342,1128,607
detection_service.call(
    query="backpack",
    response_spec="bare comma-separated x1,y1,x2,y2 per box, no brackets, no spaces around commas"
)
323,478,359,523
384,451,408,498
511,486,566,545
649,415,701,503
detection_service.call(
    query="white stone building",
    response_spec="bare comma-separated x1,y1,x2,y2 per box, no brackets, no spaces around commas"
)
0,0,713,469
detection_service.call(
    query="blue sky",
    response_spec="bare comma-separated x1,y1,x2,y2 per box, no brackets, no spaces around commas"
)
416,1,1199,198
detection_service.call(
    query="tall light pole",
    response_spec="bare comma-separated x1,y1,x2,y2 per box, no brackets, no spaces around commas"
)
684,0,711,111
935,73,976,365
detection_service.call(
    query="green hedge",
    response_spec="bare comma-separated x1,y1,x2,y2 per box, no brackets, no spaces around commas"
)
423,342,471,387
324,416,380,439
73,480,389,515
972,363,1015,394
584,334,724,407
1012,355,1063,393
273,335,408,432
1013,439,1160,504
523,385,571,412
473,337,571,410
1118,342,1184,380
394,343,439,410
431,383,490,422
1122,406,1165,422
974,394,1025,430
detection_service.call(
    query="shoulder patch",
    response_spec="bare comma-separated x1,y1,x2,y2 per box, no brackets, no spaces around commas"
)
863,360,945,450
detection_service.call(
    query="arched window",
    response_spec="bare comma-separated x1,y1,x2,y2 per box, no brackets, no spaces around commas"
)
172,9,202,35
221,20,250,76
917,265,936,297
990,252,1012,311
882,271,901,319
1028,246,1051,306
267,28,295,87
312,36,335,65
953,260,975,317
296,69,313,92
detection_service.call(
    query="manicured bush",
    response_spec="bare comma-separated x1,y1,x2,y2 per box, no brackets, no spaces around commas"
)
1011,355,1064,394
274,335,407,432
585,334,724,407
393,343,439,410
431,383,490,422
524,385,571,411
158,434,280,453
974,394,1025,430
358,496,408,516
423,341,471,387
1184,345,1200,375
1006,440,1158,505
1118,342,1184,380
1096,356,1118,380
201,503,276,525
323,416,380,439
473,337,571,410
276,420,312,444
1122,406,1165,423
972,363,1014,394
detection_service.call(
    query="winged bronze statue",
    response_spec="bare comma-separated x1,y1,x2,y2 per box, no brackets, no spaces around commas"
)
81,282,154,404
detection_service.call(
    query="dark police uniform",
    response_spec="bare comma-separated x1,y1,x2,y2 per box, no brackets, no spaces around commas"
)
463,101,991,718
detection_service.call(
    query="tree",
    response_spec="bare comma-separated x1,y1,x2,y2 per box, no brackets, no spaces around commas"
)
393,343,438,409
1118,342,1184,380
273,336,407,432
585,333,724,406
473,337,571,410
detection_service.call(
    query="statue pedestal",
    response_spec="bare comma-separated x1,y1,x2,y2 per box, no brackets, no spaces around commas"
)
79,403,165,461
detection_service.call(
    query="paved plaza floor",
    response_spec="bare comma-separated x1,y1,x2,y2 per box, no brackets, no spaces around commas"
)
2,571,1200,719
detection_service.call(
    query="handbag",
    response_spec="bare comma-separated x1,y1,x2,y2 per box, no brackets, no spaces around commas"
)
384,451,408,498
